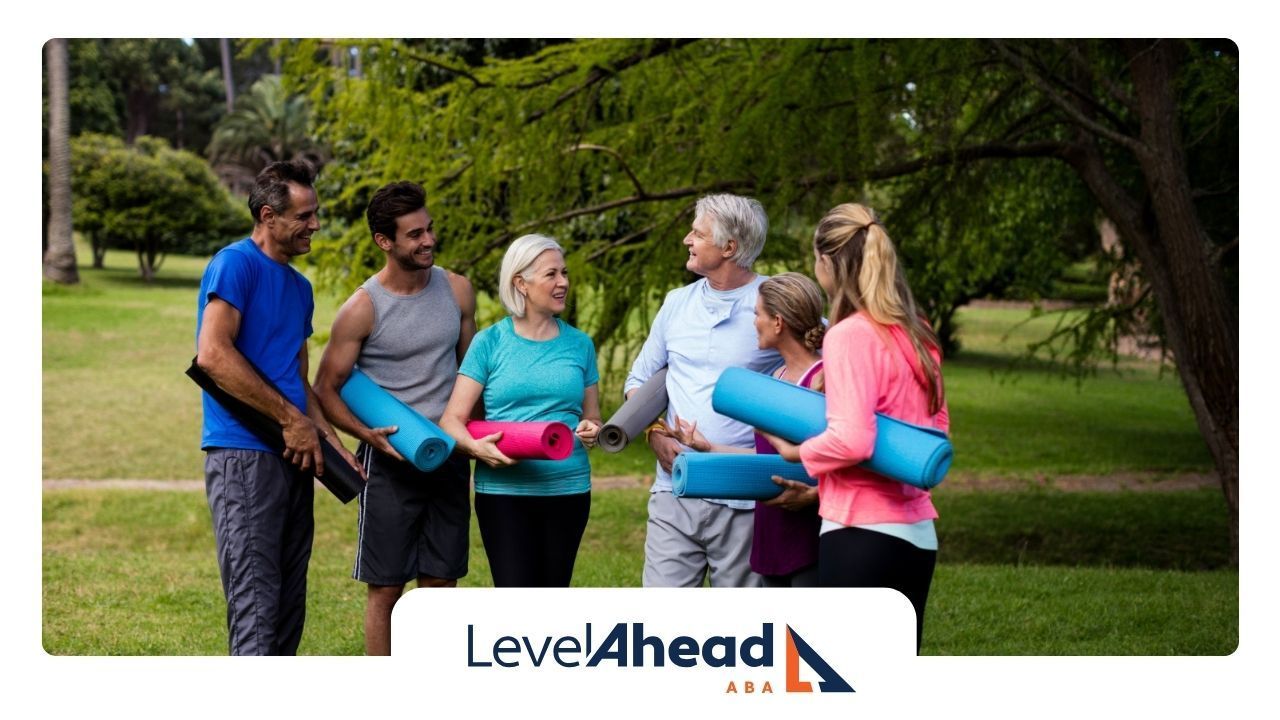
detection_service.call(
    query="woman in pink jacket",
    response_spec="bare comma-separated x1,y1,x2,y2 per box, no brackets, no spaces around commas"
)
766,203,948,650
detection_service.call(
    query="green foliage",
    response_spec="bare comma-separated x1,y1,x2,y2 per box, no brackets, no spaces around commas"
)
277,41,1086,352
277,39,1235,392
208,74,325,176
63,40,122,137
62,39,225,152
70,133,246,277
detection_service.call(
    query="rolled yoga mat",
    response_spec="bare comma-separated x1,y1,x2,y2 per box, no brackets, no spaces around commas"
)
466,421,575,461
599,366,669,453
712,366,953,489
338,367,456,473
671,452,816,500
186,358,364,504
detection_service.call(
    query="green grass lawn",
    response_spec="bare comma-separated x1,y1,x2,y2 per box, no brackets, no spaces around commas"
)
42,486,1235,655
946,306,1210,477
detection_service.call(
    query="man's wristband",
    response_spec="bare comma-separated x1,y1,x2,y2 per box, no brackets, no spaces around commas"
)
644,421,666,444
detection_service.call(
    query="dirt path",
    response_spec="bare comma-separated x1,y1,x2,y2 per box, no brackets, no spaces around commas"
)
42,471,1217,493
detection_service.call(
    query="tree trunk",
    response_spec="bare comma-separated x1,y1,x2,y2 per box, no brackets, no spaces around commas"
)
91,235,107,269
1127,40,1239,559
1064,41,1240,560
125,88,151,145
136,243,155,283
43,38,78,285
220,38,235,113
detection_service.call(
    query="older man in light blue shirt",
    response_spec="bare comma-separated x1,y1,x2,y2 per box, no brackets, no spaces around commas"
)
624,194,782,587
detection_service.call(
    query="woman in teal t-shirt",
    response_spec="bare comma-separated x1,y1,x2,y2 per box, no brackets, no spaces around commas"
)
440,234,602,587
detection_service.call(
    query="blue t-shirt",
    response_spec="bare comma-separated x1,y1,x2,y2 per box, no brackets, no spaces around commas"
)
196,238,314,452
458,316,599,496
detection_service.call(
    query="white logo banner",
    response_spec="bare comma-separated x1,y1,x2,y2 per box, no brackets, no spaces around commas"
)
392,587,917,711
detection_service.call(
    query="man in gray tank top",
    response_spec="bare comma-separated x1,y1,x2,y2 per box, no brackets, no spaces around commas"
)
314,181,477,655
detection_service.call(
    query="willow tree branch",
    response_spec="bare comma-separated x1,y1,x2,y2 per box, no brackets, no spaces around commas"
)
1052,38,1140,115
990,40,1145,154
405,51,491,87
456,138,1070,272
525,39,698,124
565,143,647,196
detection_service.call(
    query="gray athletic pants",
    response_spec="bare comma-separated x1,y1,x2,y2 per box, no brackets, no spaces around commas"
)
642,492,762,587
204,448,314,655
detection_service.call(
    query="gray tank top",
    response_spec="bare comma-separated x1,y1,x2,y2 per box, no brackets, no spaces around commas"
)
357,266,461,422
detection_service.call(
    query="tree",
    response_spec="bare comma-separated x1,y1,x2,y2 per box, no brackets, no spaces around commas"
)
62,39,228,154
978,40,1238,555
44,38,78,285
71,133,246,281
284,39,1238,552
207,74,325,178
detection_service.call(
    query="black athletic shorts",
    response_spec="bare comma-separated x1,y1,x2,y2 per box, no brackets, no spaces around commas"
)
352,444,472,586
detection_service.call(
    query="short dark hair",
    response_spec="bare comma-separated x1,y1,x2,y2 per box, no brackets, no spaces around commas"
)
248,160,318,224
367,181,428,242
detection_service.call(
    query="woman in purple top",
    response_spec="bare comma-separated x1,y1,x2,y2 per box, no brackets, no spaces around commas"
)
665,272,825,586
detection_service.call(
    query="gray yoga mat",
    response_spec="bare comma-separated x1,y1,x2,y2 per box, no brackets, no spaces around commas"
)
599,367,669,453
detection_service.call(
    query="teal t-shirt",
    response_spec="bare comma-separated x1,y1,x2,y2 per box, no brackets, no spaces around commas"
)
458,316,599,496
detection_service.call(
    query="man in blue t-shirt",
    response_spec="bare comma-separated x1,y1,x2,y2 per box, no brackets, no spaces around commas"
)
195,160,359,655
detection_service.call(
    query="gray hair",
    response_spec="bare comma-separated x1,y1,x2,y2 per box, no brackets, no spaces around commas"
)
499,233,565,318
695,194,768,268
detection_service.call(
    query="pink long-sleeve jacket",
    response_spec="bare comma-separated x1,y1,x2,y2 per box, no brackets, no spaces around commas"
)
798,313,949,526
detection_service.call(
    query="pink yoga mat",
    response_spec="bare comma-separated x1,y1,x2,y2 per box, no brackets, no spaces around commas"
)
466,421,575,461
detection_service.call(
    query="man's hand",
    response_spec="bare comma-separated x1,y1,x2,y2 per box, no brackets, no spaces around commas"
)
363,425,405,462
648,429,682,474
324,432,367,480
281,411,324,475
762,476,818,511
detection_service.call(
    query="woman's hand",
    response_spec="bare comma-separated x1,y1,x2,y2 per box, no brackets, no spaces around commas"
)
576,419,601,448
757,430,801,462
470,431,516,468
762,476,818,511
661,414,710,452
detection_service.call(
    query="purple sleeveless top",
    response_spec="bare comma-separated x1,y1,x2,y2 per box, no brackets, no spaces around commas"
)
750,361,823,577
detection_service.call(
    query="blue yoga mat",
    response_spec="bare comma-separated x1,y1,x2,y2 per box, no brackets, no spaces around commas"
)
671,452,816,500
712,366,952,489
338,367,456,472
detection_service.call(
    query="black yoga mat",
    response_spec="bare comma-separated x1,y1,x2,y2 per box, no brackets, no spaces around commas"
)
187,358,364,503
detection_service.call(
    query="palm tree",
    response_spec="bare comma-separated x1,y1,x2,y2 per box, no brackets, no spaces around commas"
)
207,75,324,177
44,38,78,285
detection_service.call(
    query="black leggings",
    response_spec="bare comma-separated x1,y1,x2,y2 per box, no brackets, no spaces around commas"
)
819,526,937,652
761,563,820,588
475,492,591,587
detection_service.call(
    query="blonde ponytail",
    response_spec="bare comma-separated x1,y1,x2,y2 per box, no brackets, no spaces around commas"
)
813,204,945,415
